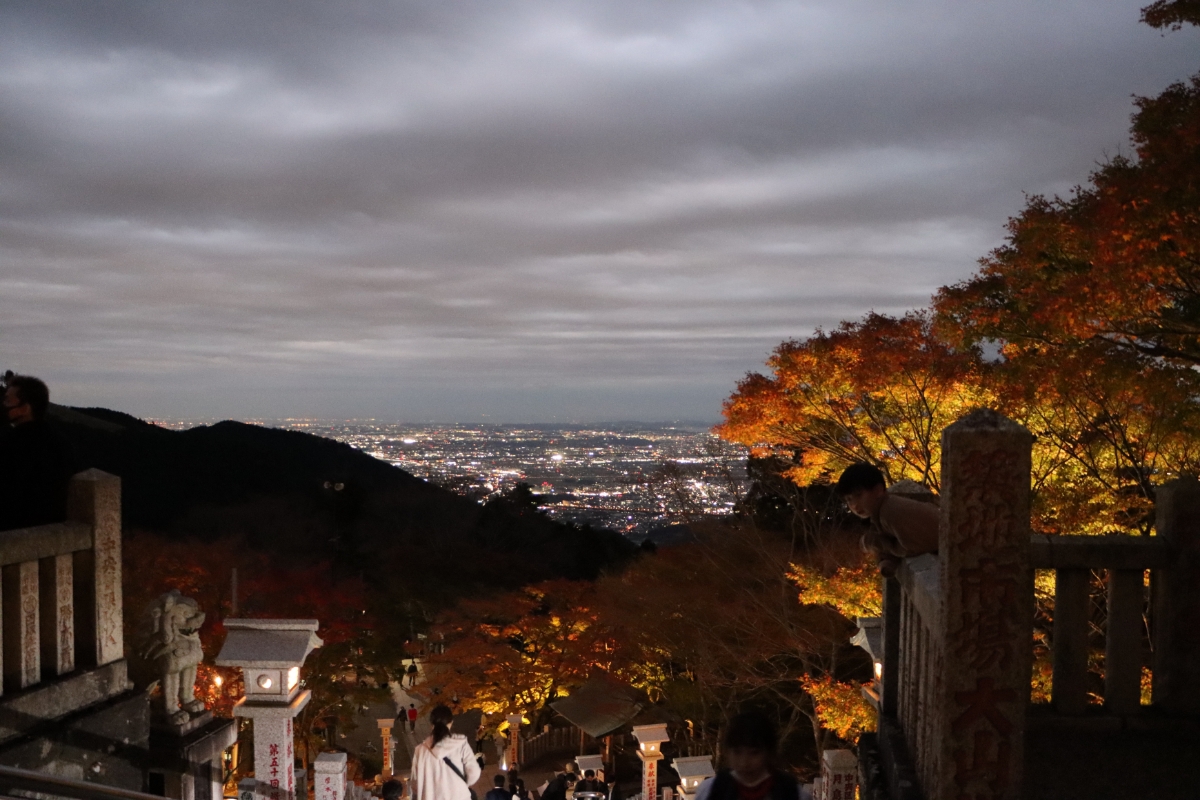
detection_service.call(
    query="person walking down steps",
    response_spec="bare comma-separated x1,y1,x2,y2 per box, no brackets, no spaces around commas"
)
411,705,481,800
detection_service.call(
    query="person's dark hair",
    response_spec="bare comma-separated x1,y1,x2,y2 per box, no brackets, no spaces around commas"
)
494,776,507,788
511,779,525,794
381,779,404,800
430,704,454,744
7,375,49,420
834,462,886,496
723,710,777,752
563,774,577,785
583,770,595,779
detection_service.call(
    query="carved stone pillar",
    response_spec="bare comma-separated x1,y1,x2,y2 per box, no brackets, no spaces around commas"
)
67,469,123,667
934,410,1032,800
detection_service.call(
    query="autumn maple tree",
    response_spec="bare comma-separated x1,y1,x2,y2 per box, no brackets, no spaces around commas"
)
422,580,619,726
718,311,993,492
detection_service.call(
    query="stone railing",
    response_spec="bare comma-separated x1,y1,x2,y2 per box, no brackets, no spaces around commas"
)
0,469,125,735
869,412,1200,800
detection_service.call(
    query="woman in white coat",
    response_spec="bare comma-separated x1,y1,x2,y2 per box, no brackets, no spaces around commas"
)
411,705,482,800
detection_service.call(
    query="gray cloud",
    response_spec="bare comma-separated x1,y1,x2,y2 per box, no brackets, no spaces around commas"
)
1,0,1197,421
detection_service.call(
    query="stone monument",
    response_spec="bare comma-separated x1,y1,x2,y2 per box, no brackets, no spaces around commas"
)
141,590,208,725
138,591,238,800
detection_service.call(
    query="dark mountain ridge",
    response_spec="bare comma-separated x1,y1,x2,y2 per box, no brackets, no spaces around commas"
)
47,405,636,603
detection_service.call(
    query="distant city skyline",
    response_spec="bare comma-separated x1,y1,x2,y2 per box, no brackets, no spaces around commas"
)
3,2,1198,422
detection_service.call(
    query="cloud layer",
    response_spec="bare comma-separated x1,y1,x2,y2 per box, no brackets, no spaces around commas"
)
2,1,1196,421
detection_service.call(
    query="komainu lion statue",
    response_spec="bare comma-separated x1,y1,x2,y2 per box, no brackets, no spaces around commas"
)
141,590,207,724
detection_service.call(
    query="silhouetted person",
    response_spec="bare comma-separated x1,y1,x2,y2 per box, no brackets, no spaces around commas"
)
0,375,75,532
574,770,607,797
383,779,406,800
485,774,510,800
539,772,575,800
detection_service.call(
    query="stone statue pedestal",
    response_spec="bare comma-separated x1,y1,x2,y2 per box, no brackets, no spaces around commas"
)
149,712,238,800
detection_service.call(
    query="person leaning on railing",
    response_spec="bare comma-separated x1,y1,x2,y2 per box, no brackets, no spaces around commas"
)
835,462,939,577
0,374,76,533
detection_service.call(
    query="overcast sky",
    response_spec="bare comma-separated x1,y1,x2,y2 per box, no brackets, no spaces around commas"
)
1,2,1196,423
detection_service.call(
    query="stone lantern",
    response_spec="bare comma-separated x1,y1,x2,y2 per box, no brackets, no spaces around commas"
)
217,619,324,800
670,756,714,800
632,724,669,800
576,754,605,783
504,714,522,770
850,617,883,708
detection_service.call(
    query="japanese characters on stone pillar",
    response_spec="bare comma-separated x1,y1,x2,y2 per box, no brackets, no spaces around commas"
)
506,714,522,770
818,750,856,800
314,751,347,800
632,724,668,800
377,718,395,777
66,469,124,667
935,410,1032,800
217,619,324,800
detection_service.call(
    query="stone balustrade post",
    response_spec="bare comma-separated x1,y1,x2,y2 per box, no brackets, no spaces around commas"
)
314,752,347,800
1152,476,1200,713
934,410,1032,800
819,750,857,800
66,470,123,668
1,559,38,691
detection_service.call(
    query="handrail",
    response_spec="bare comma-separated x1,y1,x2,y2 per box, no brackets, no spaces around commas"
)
1030,533,1172,569
0,765,163,800
0,521,93,565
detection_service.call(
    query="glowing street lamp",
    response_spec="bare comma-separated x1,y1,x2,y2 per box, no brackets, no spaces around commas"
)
632,724,670,800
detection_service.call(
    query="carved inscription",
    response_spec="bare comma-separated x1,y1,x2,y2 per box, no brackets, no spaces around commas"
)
55,553,74,674
952,450,1021,550
943,437,1029,800
19,561,38,687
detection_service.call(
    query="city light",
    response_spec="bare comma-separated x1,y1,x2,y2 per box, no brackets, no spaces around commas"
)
255,422,747,537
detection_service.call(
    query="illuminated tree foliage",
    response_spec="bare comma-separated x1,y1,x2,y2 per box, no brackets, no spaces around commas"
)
935,67,1200,366
594,522,865,757
723,32,1200,535
718,312,993,494
797,675,876,742
788,560,882,620
424,580,619,725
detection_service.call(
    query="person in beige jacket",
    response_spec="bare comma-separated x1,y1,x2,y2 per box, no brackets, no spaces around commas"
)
411,705,481,800
835,463,939,576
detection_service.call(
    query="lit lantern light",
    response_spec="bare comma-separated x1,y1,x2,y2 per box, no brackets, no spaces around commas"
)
632,724,670,800
216,619,324,800
214,675,224,687
670,756,715,800
850,616,884,708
